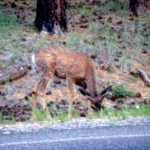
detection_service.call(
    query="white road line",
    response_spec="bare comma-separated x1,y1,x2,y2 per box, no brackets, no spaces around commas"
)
0,134,150,147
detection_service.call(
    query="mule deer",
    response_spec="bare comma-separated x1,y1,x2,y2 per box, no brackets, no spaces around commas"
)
31,47,111,119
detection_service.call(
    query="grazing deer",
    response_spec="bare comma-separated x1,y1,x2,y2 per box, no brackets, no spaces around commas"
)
31,47,111,119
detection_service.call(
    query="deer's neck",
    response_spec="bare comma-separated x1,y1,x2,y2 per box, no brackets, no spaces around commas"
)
85,66,98,97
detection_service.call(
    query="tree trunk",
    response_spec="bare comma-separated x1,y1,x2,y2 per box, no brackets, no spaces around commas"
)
35,0,67,35
130,0,150,16
130,0,139,16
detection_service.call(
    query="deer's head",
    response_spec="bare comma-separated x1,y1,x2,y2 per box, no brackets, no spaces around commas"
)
79,85,112,110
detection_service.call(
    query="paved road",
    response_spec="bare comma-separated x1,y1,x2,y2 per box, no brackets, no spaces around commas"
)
0,124,150,150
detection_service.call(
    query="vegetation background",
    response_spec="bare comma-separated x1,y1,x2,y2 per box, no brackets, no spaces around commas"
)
0,0,150,122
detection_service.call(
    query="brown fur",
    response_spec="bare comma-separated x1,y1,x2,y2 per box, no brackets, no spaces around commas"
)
32,46,98,118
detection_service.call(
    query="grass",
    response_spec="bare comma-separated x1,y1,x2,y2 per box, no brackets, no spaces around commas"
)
54,108,80,122
0,112,17,124
54,111,68,122
66,32,84,50
32,108,48,121
0,14,17,26
10,115,16,123
66,31,98,53
32,107,80,122
0,104,150,124
79,7,94,17
112,84,136,97
0,112,3,123
96,0,129,15
0,5,17,26
88,104,150,120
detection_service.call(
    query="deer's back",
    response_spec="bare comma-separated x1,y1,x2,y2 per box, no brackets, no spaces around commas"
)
35,47,95,80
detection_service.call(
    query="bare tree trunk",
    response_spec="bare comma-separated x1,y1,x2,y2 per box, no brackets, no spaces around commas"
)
34,0,67,35
130,0,150,16
130,0,139,16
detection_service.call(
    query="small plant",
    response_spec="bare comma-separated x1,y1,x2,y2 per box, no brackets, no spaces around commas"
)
54,108,80,121
71,108,80,118
66,32,84,50
88,22,100,33
10,115,16,124
33,108,48,121
106,66,114,73
119,55,133,72
54,110,68,122
88,111,99,119
0,14,17,26
112,84,136,97
0,112,3,123
79,7,93,17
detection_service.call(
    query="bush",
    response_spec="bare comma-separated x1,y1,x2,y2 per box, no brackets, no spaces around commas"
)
0,14,17,26
112,84,135,97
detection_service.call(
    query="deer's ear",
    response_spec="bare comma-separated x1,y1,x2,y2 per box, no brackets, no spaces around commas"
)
97,92,112,103
99,85,112,96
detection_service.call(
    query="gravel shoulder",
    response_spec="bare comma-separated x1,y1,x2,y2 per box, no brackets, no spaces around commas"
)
0,117,150,135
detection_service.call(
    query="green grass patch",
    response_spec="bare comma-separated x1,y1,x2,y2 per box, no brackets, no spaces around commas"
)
79,7,93,17
10,115,16,124
54,111,68,122
32,107,80,122
54,108,80,122
88,104,150,120
0,14,17,26
0,112,3,123
71,108,80,118
112,84,136,97
1,104,150,124
66,31,98,53
66,32,85,50
0,6,17,26
33,108,48,121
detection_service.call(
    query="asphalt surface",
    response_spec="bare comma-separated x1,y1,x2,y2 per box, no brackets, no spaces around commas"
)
0,123,150,150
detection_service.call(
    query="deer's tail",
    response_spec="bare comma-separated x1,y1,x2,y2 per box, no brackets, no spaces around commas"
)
31,54,37,75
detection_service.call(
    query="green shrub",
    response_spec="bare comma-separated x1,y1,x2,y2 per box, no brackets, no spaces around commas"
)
112,84,135,97
0,14,17,26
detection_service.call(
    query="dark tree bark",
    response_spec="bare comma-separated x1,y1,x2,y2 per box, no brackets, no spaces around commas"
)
130,0,139,16
35,0,67,34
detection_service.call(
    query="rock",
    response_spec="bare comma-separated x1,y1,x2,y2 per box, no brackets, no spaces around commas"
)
0,63,30,85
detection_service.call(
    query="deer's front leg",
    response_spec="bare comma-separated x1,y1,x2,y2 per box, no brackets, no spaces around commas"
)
66,77,75,119
31,88,38,120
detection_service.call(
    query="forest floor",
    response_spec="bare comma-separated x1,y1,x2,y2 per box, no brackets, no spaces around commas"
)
0,0,150,122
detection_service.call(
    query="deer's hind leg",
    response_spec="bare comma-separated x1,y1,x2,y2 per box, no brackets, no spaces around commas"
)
66,76,75,119
32,73,54,120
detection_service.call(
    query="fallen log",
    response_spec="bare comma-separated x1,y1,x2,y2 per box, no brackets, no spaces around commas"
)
0,63,30,85
137,69,150,87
